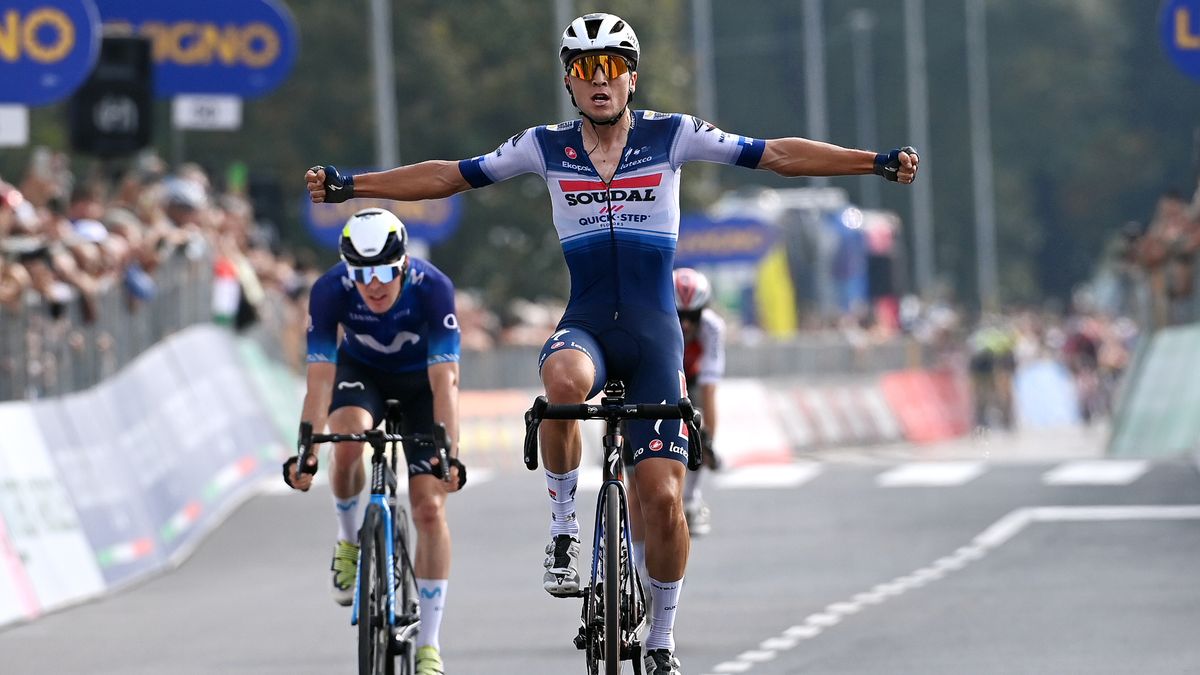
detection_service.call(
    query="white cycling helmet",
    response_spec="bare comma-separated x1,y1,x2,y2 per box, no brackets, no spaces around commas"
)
340,208,408,267
559,12,640,71
673,268,712,313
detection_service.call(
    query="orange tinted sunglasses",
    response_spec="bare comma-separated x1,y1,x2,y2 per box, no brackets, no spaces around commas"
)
567,54,632,80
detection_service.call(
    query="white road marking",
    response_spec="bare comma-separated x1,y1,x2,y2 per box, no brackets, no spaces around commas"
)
700,504,1200,674
1042,460,1148,485
876,461,985,487
714,463,824,489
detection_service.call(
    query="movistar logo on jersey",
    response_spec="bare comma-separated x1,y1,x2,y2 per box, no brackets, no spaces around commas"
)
354,331,421,353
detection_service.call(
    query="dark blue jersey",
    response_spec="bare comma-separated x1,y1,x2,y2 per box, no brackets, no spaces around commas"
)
306,258,460,374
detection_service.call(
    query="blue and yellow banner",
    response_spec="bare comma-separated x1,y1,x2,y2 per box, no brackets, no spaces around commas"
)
1161,0,1200,81
0,0,100,106
675,215,779,267
95,0,297,98
302,175,463,248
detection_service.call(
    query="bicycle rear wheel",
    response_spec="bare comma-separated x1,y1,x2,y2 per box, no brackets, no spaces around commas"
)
604,482,622,675
358,504,393,675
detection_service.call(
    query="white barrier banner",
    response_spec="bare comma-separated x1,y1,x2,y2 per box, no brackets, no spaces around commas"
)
0,403,104,613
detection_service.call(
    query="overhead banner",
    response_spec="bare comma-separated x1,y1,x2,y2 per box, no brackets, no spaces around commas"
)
0,0,101,106
95,0,298,98
675,215,779,267
1161,0,1200,81
302,177,463,247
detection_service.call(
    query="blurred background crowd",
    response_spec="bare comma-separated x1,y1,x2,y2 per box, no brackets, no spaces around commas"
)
4,147,1197,426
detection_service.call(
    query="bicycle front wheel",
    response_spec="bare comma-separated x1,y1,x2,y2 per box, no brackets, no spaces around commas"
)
604,482,623,675
358,504,392,675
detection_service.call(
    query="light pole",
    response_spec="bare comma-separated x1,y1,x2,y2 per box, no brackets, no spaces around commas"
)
802,0,829,188
369,0,399,168
966,0,998,310
904,0,935,297
555,0,575,121
849,9,880,210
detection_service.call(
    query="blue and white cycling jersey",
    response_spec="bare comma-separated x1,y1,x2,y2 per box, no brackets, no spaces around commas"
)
306,258,460,374
457,111,764,463
458,111,765,320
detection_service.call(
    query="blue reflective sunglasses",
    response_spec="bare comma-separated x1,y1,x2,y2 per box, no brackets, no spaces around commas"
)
347,263,404,285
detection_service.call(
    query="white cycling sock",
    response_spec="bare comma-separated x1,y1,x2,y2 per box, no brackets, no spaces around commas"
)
415,578,447,650
545,469,580,538
646,575,682,651
631,540,648,585
683,468,702,506
333,496,361,544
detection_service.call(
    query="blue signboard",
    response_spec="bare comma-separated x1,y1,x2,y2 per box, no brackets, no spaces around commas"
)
303,178,463,248
0,0,100,106
95,0,298,98
1161,0,1200,81
675,215,779,267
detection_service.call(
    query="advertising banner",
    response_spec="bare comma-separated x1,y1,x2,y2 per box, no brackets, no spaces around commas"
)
675,215,779,267
162,327,283,559
303,182,463,248
95,0,298,98
0,0,101,105
1161,0,1200,82
0,403,105,612
35,391,161,585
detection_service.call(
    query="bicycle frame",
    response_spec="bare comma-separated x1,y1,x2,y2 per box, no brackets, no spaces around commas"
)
296,402,450,663
351,458,399,629
523,381,705,674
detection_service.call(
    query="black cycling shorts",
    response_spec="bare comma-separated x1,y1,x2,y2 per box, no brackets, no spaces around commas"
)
329,349,440,478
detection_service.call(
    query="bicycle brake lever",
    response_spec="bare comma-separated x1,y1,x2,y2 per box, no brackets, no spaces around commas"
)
297,422,317,475
432,423,451,482
678,399,705,471
522,396,547,471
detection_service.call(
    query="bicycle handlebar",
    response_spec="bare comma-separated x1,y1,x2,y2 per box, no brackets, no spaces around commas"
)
296,423,452,483
522,396,706,471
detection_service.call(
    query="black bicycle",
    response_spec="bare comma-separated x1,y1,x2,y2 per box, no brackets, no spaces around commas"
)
298,400,451,675
523,380,704,675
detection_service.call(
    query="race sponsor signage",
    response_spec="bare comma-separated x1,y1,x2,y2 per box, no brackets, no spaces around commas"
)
1161,0,1200,81
675,215,779,267
94,0,298,98
0,0,101,105
0,403,105,612
302,171,463,247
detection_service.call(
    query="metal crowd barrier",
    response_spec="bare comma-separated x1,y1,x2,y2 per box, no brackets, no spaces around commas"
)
0,249,212,401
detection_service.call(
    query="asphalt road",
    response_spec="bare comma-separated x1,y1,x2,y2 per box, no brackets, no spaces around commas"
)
2,452,1199,675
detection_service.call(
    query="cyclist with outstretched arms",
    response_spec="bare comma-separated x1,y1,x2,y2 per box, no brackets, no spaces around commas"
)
283,208,464,675
306,13,918,673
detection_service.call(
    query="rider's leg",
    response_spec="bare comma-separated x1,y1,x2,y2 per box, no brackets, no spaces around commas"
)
632,456,688,652
540,348,595,537
539,346,598,595
410,474,450,651
329,405,373,542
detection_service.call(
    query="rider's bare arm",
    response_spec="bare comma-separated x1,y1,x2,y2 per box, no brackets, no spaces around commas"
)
301,362,336,438
353,161,473,201
757,138,878,178
428,361,461,459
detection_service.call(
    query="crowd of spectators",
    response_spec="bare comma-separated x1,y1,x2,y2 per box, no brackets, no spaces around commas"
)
0,147,317,396
3,145,1193,425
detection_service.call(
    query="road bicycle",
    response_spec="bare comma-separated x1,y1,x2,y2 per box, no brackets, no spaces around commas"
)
298,400,450,675
523,380,704,675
